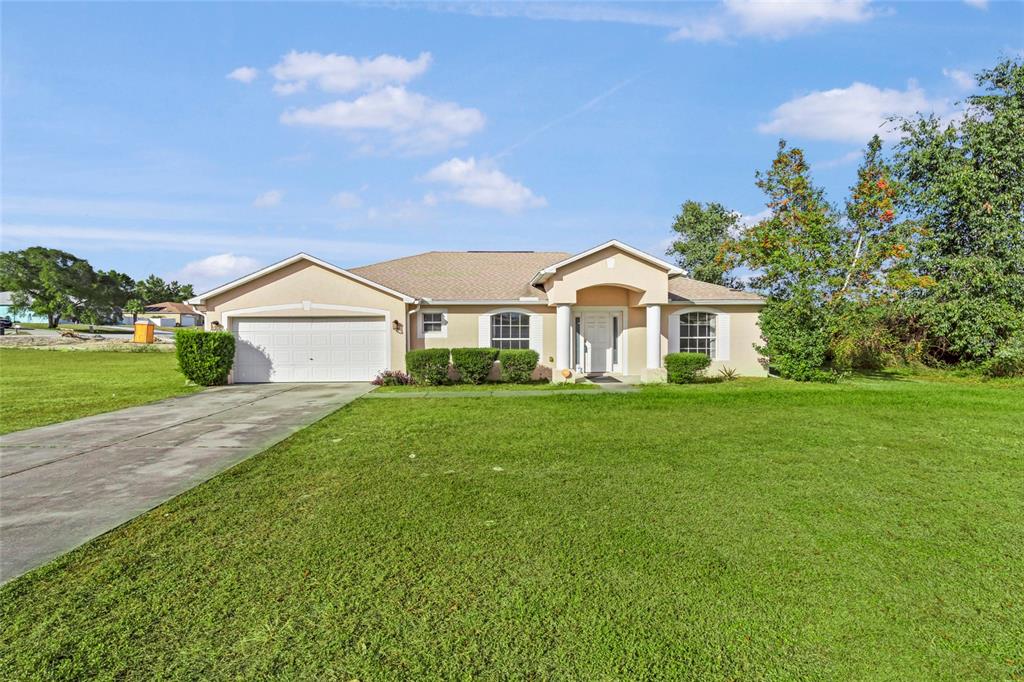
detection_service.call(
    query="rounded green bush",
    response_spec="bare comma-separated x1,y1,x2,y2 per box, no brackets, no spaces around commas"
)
499,349,539,383
406,348,451,385
664,352,711,384
451,347,499,384
174,328,235,386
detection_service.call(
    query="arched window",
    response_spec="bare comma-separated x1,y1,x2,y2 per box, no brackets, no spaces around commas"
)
491,312,530,349
679,311,716,357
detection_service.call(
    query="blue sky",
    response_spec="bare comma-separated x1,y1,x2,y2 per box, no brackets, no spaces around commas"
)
2,1,1021,291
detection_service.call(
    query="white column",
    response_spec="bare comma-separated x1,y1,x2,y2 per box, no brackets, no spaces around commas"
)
556,304,571,371
646,304,661,369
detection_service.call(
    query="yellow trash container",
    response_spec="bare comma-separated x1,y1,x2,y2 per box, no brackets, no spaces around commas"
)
133,321,155,344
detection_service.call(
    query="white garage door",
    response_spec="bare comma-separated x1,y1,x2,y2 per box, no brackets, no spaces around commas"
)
233,317,387,383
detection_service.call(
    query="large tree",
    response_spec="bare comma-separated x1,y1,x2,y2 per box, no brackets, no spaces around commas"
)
730,141,846,380
0,248,137,327
665,201,740,287
893,58,1024,363
0,248,96,327
134,275,195,305
87,269,137,325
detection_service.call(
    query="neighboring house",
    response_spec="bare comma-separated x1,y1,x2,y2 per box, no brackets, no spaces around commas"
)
141,302,205,327
188,240,766,383
0,292,50,324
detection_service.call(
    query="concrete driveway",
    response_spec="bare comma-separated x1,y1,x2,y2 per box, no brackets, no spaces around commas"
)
0,382,372,583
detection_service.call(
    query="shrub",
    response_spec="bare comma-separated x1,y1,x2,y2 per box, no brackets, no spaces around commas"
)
983,334,1024,377
451,347,499,384
371,370,413,386
718,366,739,381
664,352,711,384
829,305,906,371
406,348,450,385
499,349,539,383
174,328,235,386
758,297,837,382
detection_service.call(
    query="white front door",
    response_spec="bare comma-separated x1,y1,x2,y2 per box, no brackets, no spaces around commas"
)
233,317,387,383
583,312,612,373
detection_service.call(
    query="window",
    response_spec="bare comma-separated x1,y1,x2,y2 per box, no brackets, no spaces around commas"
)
612,315,619,365
419,310,447,338
491,312,530,349
574,315,582,369
422,312,443,333
679,312,716,358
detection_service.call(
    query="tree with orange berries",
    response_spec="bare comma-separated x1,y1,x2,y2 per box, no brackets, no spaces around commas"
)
731,140,845,381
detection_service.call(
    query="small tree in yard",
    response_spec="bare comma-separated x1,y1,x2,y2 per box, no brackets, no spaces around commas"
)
730,141,846,381
175,329,235,386
124,299,145,324
830,136,932,370
666,201,742,287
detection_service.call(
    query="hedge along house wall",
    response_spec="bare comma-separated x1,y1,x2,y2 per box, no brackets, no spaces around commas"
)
450,347,499,384
409,305,554,382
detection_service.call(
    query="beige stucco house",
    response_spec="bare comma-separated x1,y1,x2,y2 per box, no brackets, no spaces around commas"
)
188,240,766,383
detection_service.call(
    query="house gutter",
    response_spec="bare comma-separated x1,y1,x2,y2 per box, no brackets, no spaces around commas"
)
407,300,422,353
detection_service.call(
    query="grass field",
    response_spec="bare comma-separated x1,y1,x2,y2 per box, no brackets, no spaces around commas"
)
0,348,199,434
1,377,1022,679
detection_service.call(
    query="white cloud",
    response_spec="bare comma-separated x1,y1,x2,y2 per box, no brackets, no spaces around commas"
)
177,253,261,289
816,149,863,169
331,191,363,209
270,51,431,95
422,157,546,213
422,1,877,43
717,0,874,39
963,0,988,9
252,189,284,207
280,86,485,153
943,68,974,90
737,208,773,229
758,81,947,143
227,66,259,84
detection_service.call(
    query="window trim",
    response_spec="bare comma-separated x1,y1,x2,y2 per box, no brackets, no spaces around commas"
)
677,311,716,359
489,311,531,350
668,308,722,360
418,308,448,339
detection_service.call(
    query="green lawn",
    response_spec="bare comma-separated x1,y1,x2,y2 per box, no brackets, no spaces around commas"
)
0,348,199,434
2,378,1022,680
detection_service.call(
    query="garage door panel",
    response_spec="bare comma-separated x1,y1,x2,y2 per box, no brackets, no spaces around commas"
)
232,316,386,383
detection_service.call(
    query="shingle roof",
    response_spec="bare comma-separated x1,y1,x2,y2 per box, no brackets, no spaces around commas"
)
668,278,764,302
145,302,202,315
350,251,763,303
350,251,570,301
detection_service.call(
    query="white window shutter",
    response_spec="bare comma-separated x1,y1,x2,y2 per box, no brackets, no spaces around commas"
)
668,312,680,354
478,314,491,347
416,312,424,339
529,314,543,355
716,313,731,361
